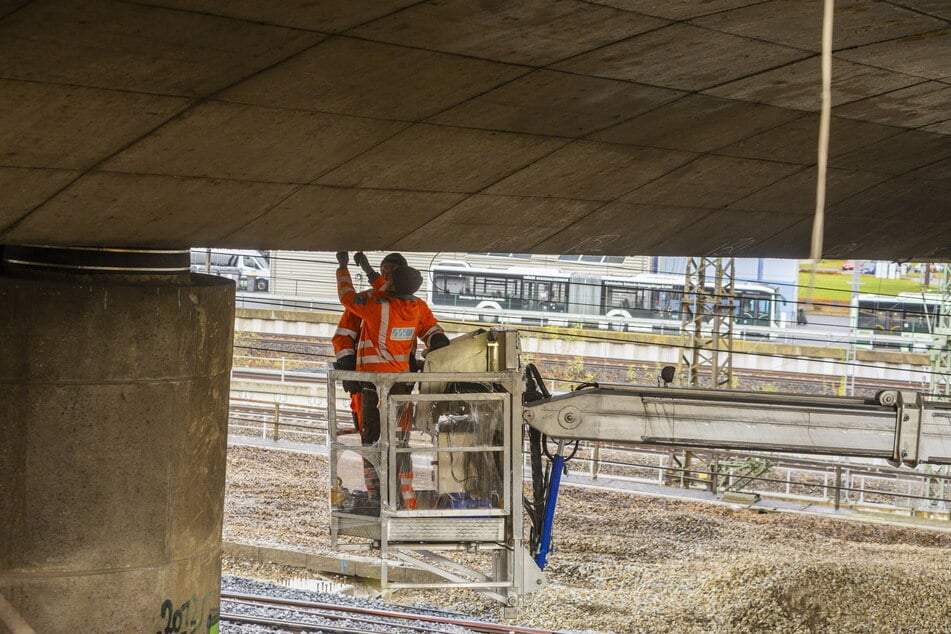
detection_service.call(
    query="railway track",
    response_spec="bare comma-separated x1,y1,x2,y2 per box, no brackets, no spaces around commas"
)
230,351,924,395
220,591,560,634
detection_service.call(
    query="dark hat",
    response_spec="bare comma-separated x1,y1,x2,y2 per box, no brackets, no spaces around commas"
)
381,252,407,267
391,265,423,295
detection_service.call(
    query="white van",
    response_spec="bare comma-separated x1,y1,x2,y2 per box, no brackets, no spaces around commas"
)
190,249,270,292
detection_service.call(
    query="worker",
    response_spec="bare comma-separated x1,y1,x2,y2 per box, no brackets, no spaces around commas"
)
332,252,408,433
335,251,449,511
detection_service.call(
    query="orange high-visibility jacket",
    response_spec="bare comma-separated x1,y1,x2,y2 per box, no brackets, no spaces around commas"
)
332,275,386,361
337,267,444,373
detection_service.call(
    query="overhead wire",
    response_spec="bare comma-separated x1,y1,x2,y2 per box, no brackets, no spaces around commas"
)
230,286,950,352
224,249,940,302
228,275,951,350
204,250,946,341
229,292,944,383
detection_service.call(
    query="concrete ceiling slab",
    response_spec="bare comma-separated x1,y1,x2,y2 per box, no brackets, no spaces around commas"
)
103,102,406,183
0,0,320,96
589,94,802,153
697,203,951,261
893,1,950,21
908,225,951,261
595,1,762,21
0,79,189,170
220,37,526,121
5,173,296,247
554,23,811,91
486,141,696,201
830,173,951,223
224,186,467,250
0,167,79,229
137,0,421,32
316,124,567,193
910,156,951,180
0,0,947,259
837,28,951,79
831,130,951,174
706,58,923,112
621,155,802,208
754,214,874,259
428,69,683,137
392,195,601,253
922,119,951,135
692,0,945,52
728,167,889,216
350,0,668,66
531,202,711,255
718,115,904,165
648,209,804,256
833,81,951,129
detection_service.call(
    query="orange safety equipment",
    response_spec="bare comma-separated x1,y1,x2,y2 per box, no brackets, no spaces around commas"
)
336,266,445,374
348,391,363,433
399,471,417,510
332,275,387,363
332,309,363,365
333,275,387,432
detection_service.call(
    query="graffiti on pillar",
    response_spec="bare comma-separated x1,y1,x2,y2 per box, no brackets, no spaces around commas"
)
155,594,218,634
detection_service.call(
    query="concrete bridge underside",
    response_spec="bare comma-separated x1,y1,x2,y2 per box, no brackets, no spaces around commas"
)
0,0,949,260
1,2,950,631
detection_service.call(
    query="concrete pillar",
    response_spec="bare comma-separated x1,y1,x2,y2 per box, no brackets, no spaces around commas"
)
0,247,234,633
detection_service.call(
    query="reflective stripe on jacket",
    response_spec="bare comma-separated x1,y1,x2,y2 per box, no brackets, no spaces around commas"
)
332,274,387,359
337,267,445,373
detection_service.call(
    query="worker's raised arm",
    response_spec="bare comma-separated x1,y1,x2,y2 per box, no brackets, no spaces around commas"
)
336,252,356,306
336,252,373,320
354,251,383,287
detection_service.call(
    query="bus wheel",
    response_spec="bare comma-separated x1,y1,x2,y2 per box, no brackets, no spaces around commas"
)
609,321,625,332
255,278,268,292
480,313,498,323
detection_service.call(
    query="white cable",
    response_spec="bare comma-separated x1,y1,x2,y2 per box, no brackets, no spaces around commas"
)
812,0,835,261
806,0,835,307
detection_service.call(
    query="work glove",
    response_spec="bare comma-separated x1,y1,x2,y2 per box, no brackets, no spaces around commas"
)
335,251,349,267
333,354,361,393
354,251,372,273
428,332,450,351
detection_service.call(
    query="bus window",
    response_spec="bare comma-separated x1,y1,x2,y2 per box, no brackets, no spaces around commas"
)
737,294,772,326
902,303,930,334
858,300,902,332
551,281,568,312
445,275,466,295
483,276,508,299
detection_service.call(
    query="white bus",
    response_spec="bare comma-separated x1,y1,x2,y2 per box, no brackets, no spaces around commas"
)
429,262,784,334
849,292,943,349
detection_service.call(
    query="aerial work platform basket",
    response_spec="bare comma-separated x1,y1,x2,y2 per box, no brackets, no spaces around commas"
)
327,329,545,607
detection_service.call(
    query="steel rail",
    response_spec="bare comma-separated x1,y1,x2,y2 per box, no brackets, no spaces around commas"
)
222,599,449,634
222,610,387,633
220,591,561,634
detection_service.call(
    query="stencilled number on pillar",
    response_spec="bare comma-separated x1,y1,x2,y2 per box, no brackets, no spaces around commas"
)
566,234,620,254
156,593,212,634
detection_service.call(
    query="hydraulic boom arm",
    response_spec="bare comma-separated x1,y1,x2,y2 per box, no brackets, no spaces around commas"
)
523,386,951,467
521,382,951,570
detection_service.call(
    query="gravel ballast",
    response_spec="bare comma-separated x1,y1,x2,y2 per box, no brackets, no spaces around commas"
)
223,444,951,633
